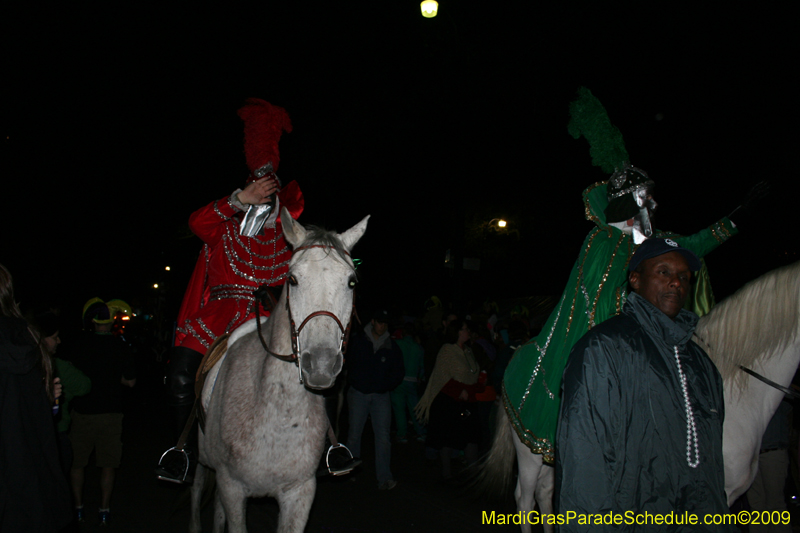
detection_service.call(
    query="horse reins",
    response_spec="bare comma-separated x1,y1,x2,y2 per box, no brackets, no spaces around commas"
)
738,366,800,401
693,333,800,401
254,244,357,384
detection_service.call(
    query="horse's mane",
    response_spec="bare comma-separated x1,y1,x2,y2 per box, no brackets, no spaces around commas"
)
294,226,355,272
696,261,800,391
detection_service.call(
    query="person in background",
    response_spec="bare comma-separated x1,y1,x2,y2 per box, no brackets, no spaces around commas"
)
391,322,426,444
0,263,72,531
346,309,404,490
415,319,484,481
31,309,92,480
69,300,136,526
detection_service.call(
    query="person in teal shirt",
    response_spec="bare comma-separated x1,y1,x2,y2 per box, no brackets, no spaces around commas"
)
391,323,427,443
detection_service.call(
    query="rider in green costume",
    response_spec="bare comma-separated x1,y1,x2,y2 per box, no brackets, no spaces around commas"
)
502,88,740,463
502,179,737,463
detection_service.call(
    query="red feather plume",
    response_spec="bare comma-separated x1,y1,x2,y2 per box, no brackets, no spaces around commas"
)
237,98,292,179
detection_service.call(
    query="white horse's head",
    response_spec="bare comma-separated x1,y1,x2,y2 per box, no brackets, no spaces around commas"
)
281,207,369,389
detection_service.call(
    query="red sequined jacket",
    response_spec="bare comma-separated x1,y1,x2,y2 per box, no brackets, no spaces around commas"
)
175,182,304,353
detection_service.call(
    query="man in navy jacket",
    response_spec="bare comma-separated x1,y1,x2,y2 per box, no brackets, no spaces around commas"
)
346,309,404,490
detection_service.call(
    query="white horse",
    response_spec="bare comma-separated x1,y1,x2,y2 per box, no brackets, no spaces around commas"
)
190,208,369,533
482,261,800,533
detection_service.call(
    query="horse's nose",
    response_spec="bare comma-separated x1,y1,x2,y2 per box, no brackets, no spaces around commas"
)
301,351,343,390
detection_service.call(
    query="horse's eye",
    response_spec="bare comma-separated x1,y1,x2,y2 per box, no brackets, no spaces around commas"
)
348,278,357,289
288,275,298,286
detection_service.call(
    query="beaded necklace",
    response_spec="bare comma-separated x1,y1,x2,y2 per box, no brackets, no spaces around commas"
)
673,345,700,468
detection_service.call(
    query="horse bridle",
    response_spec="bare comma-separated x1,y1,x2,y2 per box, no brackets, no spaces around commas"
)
254,244,357,385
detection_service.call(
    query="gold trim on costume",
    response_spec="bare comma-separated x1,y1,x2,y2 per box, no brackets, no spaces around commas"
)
566,229,601,337
589,233,625,328
503,384,555,464
582,181,607,225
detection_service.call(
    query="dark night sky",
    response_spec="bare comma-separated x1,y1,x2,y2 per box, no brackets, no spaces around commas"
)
1,3,796,324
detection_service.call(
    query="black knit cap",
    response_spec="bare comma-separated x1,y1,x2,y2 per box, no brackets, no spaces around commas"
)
373,309,391,324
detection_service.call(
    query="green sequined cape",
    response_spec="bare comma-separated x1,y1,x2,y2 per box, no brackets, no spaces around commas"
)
502,181,737,463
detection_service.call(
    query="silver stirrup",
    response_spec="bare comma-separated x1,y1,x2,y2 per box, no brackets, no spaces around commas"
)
156,447,191,484
325,443,361,476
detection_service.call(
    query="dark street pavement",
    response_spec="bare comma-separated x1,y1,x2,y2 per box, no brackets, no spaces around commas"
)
70,387,526,533
68,373,800,532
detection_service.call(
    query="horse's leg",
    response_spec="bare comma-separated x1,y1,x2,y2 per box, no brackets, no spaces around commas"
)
189,463,207,533
275,477,316,533
212,487,226,533
512,431,541,533
535,463,555,532
215,473,247,533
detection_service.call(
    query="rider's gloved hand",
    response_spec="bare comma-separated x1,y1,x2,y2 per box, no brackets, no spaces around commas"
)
728,181,770,228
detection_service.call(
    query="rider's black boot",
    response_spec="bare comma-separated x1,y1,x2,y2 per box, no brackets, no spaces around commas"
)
156,347,202,483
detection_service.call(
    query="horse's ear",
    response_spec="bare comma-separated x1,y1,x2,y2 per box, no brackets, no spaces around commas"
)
281,206,307,248
339,215,370,252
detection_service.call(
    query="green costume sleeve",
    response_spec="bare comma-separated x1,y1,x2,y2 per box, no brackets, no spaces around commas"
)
54,357,91,433
661,218,738,258
55,358,91,400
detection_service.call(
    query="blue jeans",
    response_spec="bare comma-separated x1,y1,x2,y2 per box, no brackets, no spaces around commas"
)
346,388,393,485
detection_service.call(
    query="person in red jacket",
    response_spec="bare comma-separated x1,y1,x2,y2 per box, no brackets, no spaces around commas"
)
160,99,304,483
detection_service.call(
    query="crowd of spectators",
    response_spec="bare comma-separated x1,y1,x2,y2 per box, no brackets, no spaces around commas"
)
338,296,533,488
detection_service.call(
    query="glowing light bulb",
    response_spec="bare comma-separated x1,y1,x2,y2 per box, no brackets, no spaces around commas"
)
421,0,438,18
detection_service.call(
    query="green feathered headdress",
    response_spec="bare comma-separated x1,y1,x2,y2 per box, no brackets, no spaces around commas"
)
567,87,628,175
568,87,654,223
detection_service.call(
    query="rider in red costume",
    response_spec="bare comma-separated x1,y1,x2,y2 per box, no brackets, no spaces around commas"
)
173,163,303,353
161,99,303,482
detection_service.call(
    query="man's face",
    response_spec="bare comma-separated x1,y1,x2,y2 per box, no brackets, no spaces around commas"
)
629,251,691,319
372,319,389,337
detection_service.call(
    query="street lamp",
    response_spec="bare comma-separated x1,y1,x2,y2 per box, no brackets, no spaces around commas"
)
420,0,438,18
